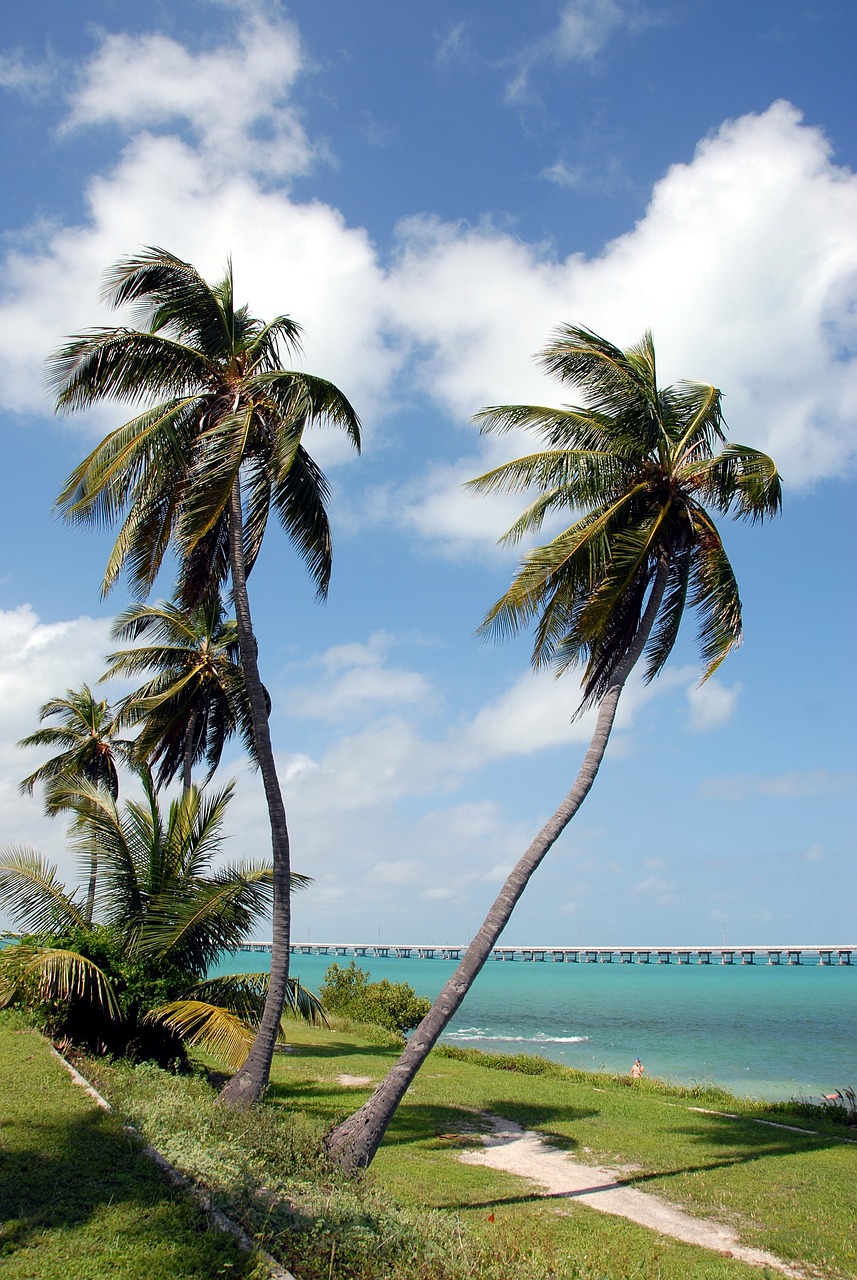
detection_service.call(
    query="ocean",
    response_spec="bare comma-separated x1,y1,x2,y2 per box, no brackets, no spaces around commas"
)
212,950,857,1102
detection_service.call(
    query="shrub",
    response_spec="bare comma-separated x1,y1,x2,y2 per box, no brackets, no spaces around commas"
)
319,961,430,1036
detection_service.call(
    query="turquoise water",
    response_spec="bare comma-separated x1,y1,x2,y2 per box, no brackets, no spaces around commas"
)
212,951,857,1102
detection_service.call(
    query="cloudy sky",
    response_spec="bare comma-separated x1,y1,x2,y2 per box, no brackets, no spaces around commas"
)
1,0,854,946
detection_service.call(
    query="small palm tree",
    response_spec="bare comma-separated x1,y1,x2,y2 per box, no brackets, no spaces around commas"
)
0,769,325,1069
19,685,130,923
326,325,782,1169
49,247,360,1103
105,595,259,796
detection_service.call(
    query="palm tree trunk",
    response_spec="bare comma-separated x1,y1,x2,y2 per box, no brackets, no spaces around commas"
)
218,477,292,1108
325,560,670,1170
84,834,97,924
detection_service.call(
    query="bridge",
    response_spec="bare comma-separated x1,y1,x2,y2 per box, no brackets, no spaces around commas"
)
237,942,855,966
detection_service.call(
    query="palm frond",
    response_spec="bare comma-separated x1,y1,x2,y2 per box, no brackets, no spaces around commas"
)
49,331,214,410
691,444,783,522
103,247,232,358
0,849,89,933
145,999,254,1069
0,943,118,1017
686,506,744,679
271,446,334,597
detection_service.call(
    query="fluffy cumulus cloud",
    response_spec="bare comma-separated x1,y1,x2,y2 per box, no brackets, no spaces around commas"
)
384,102,857,549
284,633,436,723
0,606,116,882
0,14,855,511
62,15,313,179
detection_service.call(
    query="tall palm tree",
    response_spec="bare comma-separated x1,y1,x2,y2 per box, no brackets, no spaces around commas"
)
0,769,325,1068
49,247,360,1104
104,595,259,796
326,325,782,1169
18,685,129,923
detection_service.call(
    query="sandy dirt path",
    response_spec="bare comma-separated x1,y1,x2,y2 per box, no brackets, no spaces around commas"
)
459,1115,809,1278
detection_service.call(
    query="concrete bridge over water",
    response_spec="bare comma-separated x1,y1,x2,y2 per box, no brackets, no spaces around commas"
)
237,941,855,966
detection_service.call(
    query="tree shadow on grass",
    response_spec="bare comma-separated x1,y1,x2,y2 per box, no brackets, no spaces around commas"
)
379,1101,599,1154
0,1106,253,1275
273,1037,402,1062
427,1102,852,1213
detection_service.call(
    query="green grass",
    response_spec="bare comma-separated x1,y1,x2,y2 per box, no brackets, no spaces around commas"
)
0,1011,266,1280
265,1023,857,1280
4,1011,855,1280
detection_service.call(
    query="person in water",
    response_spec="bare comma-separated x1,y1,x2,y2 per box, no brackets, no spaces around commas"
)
630,1058,644,1078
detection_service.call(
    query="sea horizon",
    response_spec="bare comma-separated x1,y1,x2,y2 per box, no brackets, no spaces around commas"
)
211,949,857,1104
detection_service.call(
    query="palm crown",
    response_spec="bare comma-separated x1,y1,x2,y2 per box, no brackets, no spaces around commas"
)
469,325,782,709
104,595,258,793
19,685,126,808
0,771,322,1068
50,247,361,606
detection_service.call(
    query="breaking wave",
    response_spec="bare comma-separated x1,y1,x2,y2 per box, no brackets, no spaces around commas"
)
444,1027,589,1044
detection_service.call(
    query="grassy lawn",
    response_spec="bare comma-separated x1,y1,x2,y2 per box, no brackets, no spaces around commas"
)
0,1012,265,1280
266,1026,856,1280
4,1011,854,1280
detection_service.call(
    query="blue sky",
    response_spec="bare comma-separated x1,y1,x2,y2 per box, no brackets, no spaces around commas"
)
0,0,854,945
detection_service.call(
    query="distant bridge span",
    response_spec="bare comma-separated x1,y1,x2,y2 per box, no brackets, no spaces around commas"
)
237,942,855,966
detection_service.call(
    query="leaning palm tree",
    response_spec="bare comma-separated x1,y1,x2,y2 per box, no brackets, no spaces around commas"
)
0,769,325,1068
49,247,360,1104
18,685,129,923
326,325,782,1168
105,594,258,796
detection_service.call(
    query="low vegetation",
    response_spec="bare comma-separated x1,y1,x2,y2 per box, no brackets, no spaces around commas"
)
6,1009,852,1280
319,960,431,1036
0,1010,265,1280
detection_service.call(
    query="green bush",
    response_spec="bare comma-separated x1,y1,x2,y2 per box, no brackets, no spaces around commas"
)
319,961,430,1036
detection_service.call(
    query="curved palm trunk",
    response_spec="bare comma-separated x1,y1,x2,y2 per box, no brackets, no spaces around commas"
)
325,561,670,1170
84,835,98,924
218,478,292,1107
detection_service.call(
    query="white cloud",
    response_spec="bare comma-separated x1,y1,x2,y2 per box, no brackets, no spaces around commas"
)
554,0,632,61
434,21,472,67
0,51,57,96
285,633,435,722
632,874,679,906
698,771,857,801
506,0,652,103
685,677,741,732
63,16,313,179
383,102,857,547
0,606,116,905
463,669,596,759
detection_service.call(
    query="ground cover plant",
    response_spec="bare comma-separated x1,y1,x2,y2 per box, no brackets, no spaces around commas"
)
0,1010,264,1280
42,1012,855,1280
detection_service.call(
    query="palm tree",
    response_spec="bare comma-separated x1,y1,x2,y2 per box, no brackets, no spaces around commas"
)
104,595,258,796
18,685,129,923
0,769,325,1068
49,247,360,1104
326,325,782,1169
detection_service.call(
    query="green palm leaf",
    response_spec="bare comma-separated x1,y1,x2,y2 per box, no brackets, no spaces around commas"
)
0,943,117,1017
0,849,89,933
145,999,254,1069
